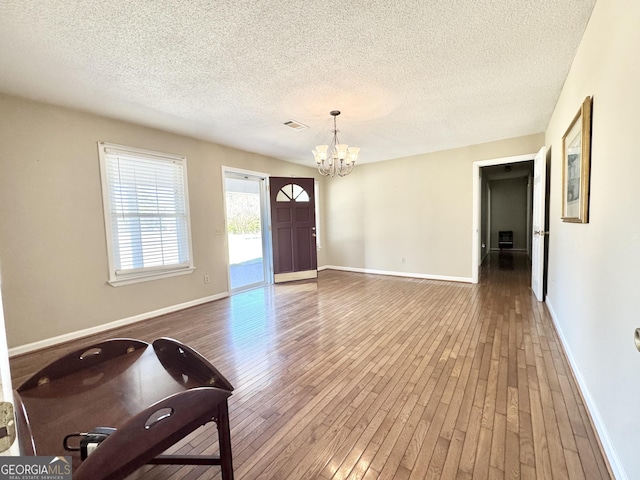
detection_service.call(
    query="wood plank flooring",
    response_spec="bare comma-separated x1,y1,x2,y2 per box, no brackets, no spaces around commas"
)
10,252,612,479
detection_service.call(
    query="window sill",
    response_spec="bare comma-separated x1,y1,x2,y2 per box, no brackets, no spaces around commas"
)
108,267,196,287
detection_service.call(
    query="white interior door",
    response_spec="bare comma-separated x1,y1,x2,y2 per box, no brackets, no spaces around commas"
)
531,146,547,301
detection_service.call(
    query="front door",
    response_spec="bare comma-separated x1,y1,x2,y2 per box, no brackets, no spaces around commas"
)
269,177,317,283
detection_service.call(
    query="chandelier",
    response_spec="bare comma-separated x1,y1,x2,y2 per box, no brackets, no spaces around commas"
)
312,110,360,177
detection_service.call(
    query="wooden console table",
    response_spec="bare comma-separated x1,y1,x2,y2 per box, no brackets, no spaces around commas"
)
13,337,234,480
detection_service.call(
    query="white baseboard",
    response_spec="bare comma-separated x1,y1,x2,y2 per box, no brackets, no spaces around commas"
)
545,297,624,480
319,265,472,283
8,292,229,358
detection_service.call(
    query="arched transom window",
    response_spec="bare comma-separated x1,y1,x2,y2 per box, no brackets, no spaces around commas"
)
275,183,310,202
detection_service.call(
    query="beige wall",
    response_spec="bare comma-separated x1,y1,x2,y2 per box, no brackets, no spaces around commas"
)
324,134,543,279
544,0,640,477
0,94,322,349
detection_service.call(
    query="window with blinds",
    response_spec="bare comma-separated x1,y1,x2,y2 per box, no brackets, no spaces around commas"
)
98,142,195,285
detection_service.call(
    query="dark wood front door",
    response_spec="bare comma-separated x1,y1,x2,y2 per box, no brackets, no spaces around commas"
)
269,177,317,283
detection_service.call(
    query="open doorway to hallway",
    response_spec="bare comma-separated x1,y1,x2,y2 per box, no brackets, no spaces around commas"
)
480,160,534,263
473,152,538,284
472,148,549,300
223,168,272,292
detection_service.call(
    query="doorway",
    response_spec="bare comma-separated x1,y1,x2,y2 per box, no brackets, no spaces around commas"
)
269,177,317,283
223,168,272,292
472,153,537,284
483,161,534,255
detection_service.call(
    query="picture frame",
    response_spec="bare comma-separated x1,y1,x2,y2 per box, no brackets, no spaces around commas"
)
561,96,592,223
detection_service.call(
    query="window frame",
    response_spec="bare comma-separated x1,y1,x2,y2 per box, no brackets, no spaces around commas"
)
98,142,195,286
314,179,321,250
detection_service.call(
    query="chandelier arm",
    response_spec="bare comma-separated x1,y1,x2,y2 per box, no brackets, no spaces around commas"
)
338,165,350,177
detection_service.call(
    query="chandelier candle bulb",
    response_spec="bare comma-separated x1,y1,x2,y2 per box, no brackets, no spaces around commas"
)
313,145,328,164
347,147,359,164
336,144,349,160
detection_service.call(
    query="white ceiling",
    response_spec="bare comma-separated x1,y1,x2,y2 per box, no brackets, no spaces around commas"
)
0,1,596,166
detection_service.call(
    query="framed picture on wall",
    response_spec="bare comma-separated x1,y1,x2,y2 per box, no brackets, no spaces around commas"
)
562,96,592,223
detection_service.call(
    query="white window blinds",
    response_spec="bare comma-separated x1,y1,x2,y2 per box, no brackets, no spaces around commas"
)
98,142,194,285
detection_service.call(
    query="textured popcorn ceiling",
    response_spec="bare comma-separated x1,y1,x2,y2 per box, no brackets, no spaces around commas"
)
0,1,596,165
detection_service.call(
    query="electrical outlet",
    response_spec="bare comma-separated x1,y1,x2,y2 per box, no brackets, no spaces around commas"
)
204,275,210,284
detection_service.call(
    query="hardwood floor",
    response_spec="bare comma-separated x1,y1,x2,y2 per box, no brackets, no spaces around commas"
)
10,252,612,479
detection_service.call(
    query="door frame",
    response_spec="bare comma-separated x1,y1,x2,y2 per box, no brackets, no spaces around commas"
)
221,166,273,292
486,183,492,257
471,152,537,283
269,177,318,283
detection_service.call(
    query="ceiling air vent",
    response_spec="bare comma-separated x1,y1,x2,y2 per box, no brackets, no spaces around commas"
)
283,120,308,131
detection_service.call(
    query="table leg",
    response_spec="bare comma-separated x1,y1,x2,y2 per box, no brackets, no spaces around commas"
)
217,400,234,480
